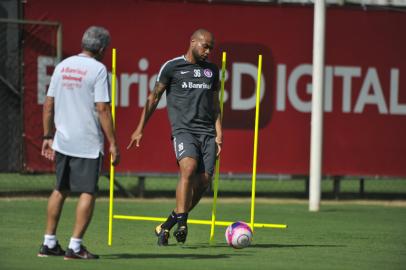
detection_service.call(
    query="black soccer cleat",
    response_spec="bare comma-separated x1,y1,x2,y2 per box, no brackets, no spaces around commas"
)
173,225,188,244
64,245,99,260
155,224,170,246
37,241,65,257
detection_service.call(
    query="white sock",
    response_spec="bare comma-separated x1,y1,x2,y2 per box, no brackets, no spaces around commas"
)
43,234,57,248
68,237,82,253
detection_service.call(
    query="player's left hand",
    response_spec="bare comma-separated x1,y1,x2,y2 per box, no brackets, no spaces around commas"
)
41,139,55,161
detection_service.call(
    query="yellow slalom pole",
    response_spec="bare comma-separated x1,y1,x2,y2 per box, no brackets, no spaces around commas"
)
210,52,227,244
250,54,262,232
108,48,117,246
113,215,287,229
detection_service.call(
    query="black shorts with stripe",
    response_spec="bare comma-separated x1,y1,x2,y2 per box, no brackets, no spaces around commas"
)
172,133,216,177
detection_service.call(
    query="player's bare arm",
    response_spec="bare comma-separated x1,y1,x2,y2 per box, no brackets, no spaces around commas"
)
127,82,167,149
42,96,55,161
213,84,223,157
97,102,120,166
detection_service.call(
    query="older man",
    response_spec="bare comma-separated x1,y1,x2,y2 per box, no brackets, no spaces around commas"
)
38,26,119,259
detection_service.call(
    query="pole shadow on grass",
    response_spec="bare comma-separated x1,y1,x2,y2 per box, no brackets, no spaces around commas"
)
179,243,230,249
101,253,247,260
177,243,345,249
250,243,346,248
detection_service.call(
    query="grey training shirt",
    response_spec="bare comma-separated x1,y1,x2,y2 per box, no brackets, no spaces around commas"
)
157,55,219,136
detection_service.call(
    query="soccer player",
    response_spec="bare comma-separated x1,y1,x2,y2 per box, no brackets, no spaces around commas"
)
127,29,223,246
38,26,120,259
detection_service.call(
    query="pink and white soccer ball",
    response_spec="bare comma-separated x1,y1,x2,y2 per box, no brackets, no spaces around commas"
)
225,221,253,248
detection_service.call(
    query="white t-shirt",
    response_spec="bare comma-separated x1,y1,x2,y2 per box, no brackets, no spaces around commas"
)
47,54,110,158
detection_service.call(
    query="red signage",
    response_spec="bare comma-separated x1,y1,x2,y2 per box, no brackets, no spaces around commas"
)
23,1,406,176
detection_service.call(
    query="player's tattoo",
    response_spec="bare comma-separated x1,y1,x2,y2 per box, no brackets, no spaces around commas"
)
152,82,166,102
144,82,167,121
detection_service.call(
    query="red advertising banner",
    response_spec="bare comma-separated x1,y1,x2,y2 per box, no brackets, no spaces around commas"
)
23,1,406,176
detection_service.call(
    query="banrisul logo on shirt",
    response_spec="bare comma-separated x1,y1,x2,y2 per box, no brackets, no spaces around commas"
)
181,81,212,89
203,68,213,78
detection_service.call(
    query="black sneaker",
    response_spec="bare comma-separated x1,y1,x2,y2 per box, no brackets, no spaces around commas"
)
64,245,99,260
173,225,188,244
37,241,65,257
155,224,170,246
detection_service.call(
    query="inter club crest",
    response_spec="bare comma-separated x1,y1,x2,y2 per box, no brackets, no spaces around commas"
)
203,68,213,78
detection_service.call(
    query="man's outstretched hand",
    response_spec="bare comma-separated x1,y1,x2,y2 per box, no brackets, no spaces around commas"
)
127,130,143,150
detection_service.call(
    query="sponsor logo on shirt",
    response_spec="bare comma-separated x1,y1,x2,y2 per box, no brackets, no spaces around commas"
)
181,82,212,89
61,67,88,76
203,68,213,78
61,66,88,90
62,75,82,82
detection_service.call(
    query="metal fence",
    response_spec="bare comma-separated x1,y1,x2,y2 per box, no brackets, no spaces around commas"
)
0,1,22,171
1,0,60,172
1,173,406,200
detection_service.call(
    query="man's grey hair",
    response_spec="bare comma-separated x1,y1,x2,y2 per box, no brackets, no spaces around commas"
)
81,26,110,52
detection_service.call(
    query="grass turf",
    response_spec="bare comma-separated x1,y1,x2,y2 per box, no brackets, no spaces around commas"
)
0,198,405,270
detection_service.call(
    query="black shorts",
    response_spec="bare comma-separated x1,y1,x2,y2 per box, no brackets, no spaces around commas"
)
55,152,102,194
172,133,216,177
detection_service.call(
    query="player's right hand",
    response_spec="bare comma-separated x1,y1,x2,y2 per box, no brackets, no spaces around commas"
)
127,131,143,150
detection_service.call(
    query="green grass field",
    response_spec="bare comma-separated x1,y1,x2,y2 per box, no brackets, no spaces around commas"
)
1,198,405,270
